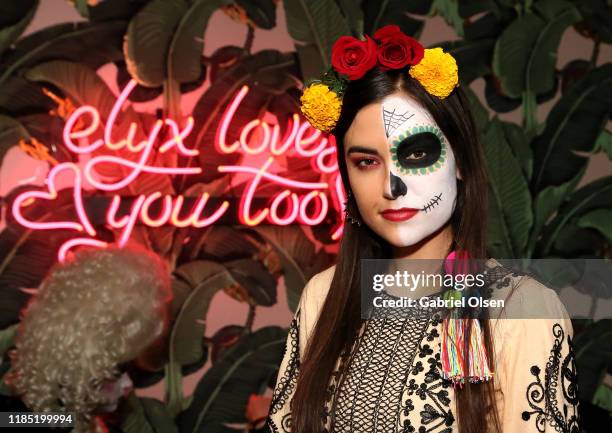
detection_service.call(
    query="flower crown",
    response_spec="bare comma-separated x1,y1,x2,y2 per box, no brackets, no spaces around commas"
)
299,25,459,133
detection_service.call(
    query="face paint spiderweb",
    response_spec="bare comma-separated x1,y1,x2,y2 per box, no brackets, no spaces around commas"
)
382,108,414,137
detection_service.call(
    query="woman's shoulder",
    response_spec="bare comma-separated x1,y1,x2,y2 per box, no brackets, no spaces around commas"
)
483,259,573,355
295,264,336,345
295,264,336,313
483,258,569,321
311,263,336,283
303,264,336,299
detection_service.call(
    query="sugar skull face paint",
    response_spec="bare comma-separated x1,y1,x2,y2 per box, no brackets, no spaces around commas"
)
344,92,459,247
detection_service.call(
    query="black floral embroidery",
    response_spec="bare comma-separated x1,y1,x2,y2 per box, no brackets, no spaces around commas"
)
401,312,455,433
426,328,439,342
418,344,434,358
321,342,353,432
479,263,528,300
522,323,580,433
266,307,301,433
280,413,292,432
322,295,435,433
266,419,279,433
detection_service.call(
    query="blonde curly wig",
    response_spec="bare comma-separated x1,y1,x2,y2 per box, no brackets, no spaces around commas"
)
4,242,173,433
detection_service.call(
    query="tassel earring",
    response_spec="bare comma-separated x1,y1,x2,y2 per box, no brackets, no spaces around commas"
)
440,249,493,386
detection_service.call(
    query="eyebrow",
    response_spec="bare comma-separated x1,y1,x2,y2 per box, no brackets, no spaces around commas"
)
346,145,381,156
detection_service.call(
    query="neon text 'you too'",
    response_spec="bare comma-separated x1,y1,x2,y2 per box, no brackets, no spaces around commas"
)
12,79,346,261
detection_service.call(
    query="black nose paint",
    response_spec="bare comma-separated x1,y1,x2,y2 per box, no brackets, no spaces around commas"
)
390,172,407,198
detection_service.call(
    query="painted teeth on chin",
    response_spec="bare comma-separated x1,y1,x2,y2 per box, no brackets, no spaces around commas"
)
421,192,443,213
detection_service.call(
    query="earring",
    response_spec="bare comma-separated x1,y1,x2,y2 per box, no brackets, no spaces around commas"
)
343,191,362,227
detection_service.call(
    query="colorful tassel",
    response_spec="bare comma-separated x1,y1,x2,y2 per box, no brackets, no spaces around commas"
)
466,317,493,382
440,250,494,387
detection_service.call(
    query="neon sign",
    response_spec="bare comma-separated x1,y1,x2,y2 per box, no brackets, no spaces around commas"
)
12,79,346,261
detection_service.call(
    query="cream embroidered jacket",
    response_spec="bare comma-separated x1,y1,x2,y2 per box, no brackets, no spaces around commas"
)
265,258,579,433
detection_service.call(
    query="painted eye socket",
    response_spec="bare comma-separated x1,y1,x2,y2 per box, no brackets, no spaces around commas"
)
397,132,440,167
390,125,447,175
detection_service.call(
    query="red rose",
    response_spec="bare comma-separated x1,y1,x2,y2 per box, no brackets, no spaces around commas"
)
331,34,378,80
377,33,424,71
373,24,403,42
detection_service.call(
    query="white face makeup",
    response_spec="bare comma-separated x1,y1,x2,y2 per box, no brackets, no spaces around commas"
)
344,92,459,247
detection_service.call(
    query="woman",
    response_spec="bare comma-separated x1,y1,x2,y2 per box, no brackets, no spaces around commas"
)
266,26,579,433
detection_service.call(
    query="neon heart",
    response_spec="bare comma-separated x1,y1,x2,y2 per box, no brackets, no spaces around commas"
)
12,162,96,236
59,238,108,263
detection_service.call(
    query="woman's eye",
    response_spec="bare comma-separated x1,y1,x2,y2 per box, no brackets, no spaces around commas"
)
355,158,377,168
406,150,426,160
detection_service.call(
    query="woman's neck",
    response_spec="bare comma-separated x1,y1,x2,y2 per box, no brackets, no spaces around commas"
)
390,222,454,260
382,223,454,297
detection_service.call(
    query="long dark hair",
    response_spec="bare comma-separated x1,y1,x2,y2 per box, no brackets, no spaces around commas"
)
291,67,500,433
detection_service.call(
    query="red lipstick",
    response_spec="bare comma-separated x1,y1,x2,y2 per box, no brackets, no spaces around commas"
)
380,207,419,222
